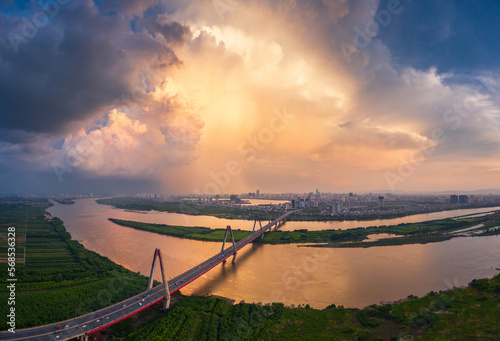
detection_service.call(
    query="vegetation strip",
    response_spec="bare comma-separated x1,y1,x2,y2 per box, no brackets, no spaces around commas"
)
106,273,500,340
109,211,500,247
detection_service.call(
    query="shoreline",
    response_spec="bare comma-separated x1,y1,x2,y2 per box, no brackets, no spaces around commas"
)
95,197,500,223
107,213,500,248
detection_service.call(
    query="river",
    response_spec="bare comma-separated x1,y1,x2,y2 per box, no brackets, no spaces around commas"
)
47,198,500,309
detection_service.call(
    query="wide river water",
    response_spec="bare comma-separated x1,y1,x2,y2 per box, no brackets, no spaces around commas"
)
47,198,500,309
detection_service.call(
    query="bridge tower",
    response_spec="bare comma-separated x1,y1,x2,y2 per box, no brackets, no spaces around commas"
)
268,209,276,223
148,248,171,310
221,225,238,263
253,215,264,239
277,206,286,228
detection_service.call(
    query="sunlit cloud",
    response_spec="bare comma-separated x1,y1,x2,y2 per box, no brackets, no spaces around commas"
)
1,0,500,193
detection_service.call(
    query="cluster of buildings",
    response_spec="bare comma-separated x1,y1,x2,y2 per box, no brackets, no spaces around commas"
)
449,195,469,204
103,189,500,219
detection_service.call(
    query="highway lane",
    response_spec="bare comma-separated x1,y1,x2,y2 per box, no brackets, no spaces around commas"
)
0,212,295,341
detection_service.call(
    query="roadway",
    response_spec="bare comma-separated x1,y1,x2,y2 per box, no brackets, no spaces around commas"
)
0,211,296,341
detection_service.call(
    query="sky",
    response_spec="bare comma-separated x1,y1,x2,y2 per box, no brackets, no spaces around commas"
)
1,0,500,195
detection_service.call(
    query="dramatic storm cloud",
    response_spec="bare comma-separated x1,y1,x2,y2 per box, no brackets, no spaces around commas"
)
1,0,499,194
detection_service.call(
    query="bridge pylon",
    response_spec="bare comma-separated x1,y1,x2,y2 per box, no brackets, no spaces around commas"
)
268,209,275,224
148,248,171,310
276,207,286,229
253,215,265,239
221,225,237,263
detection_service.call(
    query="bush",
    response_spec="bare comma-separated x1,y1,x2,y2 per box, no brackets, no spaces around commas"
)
356,310,380,328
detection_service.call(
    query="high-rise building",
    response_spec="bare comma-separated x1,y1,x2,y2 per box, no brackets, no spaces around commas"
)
329,205,334,215
458,195,469,204
450,195,458,204
256,190,260,198
378,196,384,208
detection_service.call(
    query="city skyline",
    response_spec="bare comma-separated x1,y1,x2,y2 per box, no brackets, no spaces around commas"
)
2,0,500,195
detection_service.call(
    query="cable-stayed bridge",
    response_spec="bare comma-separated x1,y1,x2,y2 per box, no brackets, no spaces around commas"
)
1,210,296,341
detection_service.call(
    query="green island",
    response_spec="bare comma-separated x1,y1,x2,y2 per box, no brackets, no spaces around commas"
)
108,211,500,247
96,197,500,222
0,198,148,328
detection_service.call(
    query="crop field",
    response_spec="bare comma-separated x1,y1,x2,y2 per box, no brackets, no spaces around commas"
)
0,198,149,328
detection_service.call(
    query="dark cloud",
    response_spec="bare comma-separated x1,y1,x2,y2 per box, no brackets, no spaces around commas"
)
0,0,185,141
140,14,191,45
0,166,160,195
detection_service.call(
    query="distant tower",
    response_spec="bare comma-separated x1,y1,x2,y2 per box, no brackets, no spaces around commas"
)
378,196,384,208
450,195,458,204
256,190,260,198
458,195,468,204
348,193,353,210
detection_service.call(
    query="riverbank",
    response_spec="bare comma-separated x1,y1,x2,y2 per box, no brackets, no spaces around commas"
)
53,198,75,205
108,212,500,248
0,199,148,329
97,197,500,222
104,272,500,340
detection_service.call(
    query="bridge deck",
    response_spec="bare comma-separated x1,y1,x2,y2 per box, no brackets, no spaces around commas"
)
0,211,296,341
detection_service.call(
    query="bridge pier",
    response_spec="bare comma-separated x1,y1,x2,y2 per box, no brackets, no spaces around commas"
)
78,335,89,341
221,225,237,263
148,248,171,310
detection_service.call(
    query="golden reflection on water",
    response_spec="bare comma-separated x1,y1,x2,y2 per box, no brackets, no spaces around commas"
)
47,198,500,308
